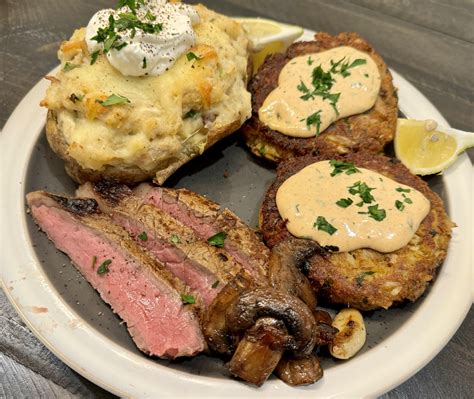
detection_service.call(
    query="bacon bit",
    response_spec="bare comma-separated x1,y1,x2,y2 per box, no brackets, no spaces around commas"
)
45,75,60,83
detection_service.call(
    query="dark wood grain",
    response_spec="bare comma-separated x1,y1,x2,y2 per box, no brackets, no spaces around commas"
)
0,1,472,397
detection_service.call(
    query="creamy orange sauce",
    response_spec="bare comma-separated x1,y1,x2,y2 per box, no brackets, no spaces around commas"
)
259,46,381,138
276,161,430,252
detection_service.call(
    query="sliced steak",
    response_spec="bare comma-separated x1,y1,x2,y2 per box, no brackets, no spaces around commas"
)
77,182,243,306
27,191,205,358
134,183,269,284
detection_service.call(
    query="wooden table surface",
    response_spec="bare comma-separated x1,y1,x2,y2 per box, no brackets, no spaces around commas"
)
1,1,473,398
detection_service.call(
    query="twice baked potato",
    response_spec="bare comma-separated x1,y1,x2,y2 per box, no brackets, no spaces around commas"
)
41,4,251,184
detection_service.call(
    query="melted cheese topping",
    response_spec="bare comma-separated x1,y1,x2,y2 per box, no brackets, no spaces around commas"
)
42,4,250,174
259,46,381,138
276,161,430,253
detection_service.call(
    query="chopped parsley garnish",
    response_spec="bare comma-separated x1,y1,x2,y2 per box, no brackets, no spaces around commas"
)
96,94,130,106
395,200,405,211
186,52,201,61
184,109,198,119
313,216,337,235
138,231,148,241
329,160,361,177
181,294,196,304
170,234,181,244
358,204,386,221
330,57,367,78
306,111,322,136
97,259,112,275
355,271,375,286
207,232,227,248
69,93,84,103
142,57,147,69
145,10,156,21
63,62,79,72
396,187,411,193
90,5,162,62
90,50,100,65
307,56,313,65
258,145,266,156
211,280,219,289
117,0,145,14
348,181,375,204
404,197,413,204
336,197,353,208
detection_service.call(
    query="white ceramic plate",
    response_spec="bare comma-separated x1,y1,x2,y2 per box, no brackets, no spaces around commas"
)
1,28,472,398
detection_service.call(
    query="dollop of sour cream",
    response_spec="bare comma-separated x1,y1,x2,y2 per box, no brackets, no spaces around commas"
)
85,0,200,77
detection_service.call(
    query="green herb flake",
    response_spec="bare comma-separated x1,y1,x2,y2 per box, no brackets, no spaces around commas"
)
329,160,361,177
313,216,337,235
97,259,112,275
396,187,411,193
90,50,100,65
331,57,367,78
186,52,201,61
348,181,375,204
355,271,375,286
184,109,198,119
258,145,266,156
404,197,413,204
145,10,156,21
138,231,148,241
96,94,130,107
395,200,405,211
336,197,353,208
170,234,181,244
63,62,79,72
367,204,386,221
142,57,147,69
307,56,313,65
211,280,219,289
207,232,227,248
306,111,322,136
181,294,196,304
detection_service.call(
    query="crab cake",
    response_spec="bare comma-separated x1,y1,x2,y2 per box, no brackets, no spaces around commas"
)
260,153,453,310
242,32,398,162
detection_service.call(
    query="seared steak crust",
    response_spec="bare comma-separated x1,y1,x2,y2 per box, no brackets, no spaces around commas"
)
242,32,398,162
260,153,453,310
27,191,205,358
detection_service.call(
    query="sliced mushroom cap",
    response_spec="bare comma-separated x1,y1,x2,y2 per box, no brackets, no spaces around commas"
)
226,287,317,357
275,353,323,386
201,274,254,356
268,238,321,310
313,309,338,346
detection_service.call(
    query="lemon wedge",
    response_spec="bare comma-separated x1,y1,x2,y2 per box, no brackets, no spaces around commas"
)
395,118,474,175
234,17,304,72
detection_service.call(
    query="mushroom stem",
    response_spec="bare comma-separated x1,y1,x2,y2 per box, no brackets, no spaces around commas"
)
227,317,288,386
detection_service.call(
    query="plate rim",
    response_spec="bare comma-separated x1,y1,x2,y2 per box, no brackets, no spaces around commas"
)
0,28,472,398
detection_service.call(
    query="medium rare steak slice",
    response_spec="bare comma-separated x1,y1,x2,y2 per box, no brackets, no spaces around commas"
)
77,182,243,306
134,184,269,284
27,191,205,358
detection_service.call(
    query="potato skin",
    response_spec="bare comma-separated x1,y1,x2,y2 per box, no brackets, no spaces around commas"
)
46,110,243,185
